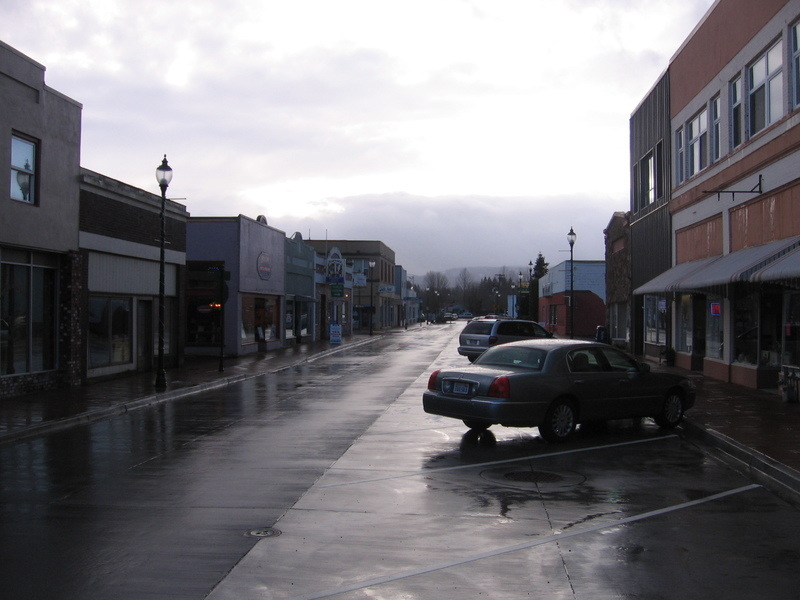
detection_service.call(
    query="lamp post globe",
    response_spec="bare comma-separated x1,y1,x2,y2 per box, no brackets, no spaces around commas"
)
567,227,576,339
154,155,172,391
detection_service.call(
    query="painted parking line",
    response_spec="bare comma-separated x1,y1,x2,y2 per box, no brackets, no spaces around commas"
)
320,434,679,488
285,483,761,600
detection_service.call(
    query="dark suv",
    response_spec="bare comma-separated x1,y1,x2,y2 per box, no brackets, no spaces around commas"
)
457,318,553,362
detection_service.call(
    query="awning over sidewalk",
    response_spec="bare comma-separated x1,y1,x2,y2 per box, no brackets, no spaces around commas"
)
751,245,800,282
678,236,800,289
633,257,718,295
634,236,800,294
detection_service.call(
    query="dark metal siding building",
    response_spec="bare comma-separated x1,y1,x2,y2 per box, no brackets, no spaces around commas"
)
629,73,672,358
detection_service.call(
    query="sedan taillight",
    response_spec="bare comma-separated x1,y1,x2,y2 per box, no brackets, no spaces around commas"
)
427,370,441,390
487,376,510,398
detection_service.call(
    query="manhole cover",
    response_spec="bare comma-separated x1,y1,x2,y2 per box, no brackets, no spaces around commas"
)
504,470,564,484
247,527,281,538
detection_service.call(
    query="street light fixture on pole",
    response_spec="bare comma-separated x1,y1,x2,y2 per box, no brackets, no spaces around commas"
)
567,226,577,339
369,259,376,336
154,155,173,391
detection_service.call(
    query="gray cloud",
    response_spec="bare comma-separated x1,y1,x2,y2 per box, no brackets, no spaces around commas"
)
273,192,614,277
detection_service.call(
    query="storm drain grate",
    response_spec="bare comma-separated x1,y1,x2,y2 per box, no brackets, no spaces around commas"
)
247,527,282,538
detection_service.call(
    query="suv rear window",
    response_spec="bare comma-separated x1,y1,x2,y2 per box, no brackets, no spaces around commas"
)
462,321,494,335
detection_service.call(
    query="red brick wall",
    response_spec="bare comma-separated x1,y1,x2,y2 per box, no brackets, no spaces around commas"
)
670,0,785,118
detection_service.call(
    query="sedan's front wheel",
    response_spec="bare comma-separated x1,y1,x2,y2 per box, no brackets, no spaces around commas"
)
539,398,577,442
654,391,684,428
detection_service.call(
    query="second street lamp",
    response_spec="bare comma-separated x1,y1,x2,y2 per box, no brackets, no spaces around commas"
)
567,226,577,339
154,155,173,391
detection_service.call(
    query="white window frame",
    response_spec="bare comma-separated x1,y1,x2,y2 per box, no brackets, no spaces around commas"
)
675,128,685,185
687,108,708,177
731,77,743,149
640,152,655,206
748,39,783,136
711,95,721,162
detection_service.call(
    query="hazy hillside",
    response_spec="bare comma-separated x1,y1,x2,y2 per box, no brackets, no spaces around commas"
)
411,266,530,286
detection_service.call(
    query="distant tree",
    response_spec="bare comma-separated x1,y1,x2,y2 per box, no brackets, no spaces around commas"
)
530,252,549,321
455,268,476,308
533,253,549,279
423,271,450,313
424,270,449,290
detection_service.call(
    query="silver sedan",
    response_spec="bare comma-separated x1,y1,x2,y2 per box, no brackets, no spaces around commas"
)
423,339,696,442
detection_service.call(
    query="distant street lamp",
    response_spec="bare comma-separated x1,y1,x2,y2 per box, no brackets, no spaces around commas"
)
154,155,173,391
567,227,577,339
369,259,376,336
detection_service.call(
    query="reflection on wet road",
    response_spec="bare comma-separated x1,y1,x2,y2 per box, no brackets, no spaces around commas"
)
208,328,800,600
0,327,449,600
3,324,800,600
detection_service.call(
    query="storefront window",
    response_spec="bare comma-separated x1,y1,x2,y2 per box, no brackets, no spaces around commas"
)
1,264,29,374
242,295,279,344
31,267,56,371
285,305,294,339
733,291,758,364
677,295,692,353
1,254,57,375
186,262,223,347
644,295,667,345
88,296,132,368
706,295,723,360
760,292,782,367
785,293,800,366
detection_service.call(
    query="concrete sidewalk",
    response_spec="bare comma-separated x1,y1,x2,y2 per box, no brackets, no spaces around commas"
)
0,333,379,445
1,331,800,502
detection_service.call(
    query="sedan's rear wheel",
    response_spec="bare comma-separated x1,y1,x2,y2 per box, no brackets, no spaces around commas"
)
463,419,491,431
654,391,684,428
539,398,577,442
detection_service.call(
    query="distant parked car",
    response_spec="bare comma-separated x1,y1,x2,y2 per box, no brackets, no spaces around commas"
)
458,318,552,362
458,312,473,319
424,339,696,442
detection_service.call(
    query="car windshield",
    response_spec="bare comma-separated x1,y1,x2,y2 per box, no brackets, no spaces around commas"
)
475,346,546,370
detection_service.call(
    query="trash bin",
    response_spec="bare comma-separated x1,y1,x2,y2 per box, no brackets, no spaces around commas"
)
780,365,800,403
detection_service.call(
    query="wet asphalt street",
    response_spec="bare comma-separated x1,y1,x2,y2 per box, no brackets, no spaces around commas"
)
2,325,800,599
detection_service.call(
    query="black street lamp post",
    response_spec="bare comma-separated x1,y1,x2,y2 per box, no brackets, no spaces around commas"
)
369,259,376,336
567,227,577,339
155,155,173,391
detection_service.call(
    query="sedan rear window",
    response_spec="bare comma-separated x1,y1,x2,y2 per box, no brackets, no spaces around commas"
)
476,346,546,370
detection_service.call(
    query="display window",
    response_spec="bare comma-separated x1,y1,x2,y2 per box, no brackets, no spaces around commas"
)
706,294,723,359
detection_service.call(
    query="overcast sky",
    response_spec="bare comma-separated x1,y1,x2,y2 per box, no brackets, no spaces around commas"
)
1,0,714,277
